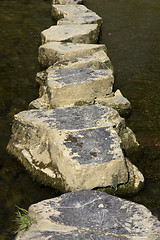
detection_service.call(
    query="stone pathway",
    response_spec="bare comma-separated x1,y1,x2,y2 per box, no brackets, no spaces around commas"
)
8,0,160,238
8,0,142,193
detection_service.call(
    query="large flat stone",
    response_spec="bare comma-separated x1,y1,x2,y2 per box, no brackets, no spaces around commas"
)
33,67,114,108
57,16,102,26
16,190,160,240
7,105,129,192
52,4,102,27
53,0,82,4
41,24,99,44
38,42,107,68
46,50,113,70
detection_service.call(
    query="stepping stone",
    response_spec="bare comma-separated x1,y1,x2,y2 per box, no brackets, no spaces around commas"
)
16,190,160,240
33,67,114,108
57,16,103,26
7,105,129,192
41,24,99,44
47,50,113,71
52,4,102,27
38,42,106,68
53,0,83,4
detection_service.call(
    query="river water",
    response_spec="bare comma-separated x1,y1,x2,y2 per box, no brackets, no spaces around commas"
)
84,0,160,219
0,0,160,238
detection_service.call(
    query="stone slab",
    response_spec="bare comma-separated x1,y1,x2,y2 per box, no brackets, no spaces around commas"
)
52,4,102,26
53,0,82,4
7,105,129,191
16,190,160,240
57,16,102,26
46,50,113,71
35,67,114,108
38,42,107,68
41,24,99,44
19,104,126,132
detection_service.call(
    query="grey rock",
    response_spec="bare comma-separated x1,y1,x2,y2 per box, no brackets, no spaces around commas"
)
57,16,102,26
52,4,102,27
16,190,160,240
46,50,113,71
96,89,131,117
52,0,83,4
38,42,106,68
7,105,130,191
119,126,139,154
32,67,114,109
41,24,100,44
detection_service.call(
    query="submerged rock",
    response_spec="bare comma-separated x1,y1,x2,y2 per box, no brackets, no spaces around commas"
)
16,190,160,240
38,42,106,68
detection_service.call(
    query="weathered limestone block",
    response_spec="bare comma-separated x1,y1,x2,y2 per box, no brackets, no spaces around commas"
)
52,4,102,27
57,16,102,26
41,24,99,44
53,0,82,4
46,50,113,71
7,105,130,192
32,67,114,109
16,190,160,240
38,42,106,68
96,89,131,116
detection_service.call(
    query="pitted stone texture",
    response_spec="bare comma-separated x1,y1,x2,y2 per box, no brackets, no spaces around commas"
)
52,4,102,26
38,42,106,68
46,50,113,71
96,89,131,117
19,105,125,133
34,67,114,108
53,0,82,4
16,190,160,240
41,24,99,44
119,127,139,154
7,105,129,191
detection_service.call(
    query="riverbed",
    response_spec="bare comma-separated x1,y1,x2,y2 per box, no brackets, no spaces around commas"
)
0,0,159,239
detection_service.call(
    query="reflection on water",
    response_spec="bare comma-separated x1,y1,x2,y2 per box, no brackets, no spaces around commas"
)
0,0,59,239
84,0,160,219
0,0,160,238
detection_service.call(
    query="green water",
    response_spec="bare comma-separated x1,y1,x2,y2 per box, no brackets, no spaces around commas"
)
84,0,160,219
0,0,60,239
0,0,160,238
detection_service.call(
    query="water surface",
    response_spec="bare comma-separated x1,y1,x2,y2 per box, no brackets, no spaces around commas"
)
84,0,160,219
0,0,59,239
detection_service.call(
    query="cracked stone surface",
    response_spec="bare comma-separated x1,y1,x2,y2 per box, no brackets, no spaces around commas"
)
16,190,160,240
7,105,130,191
41,24,100,44
38,42,106,68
